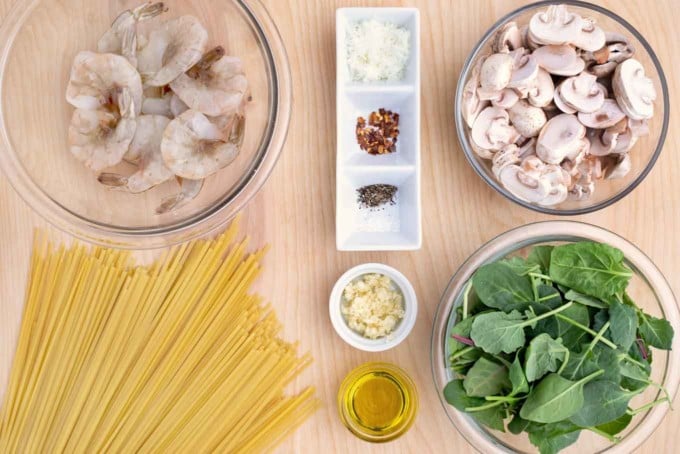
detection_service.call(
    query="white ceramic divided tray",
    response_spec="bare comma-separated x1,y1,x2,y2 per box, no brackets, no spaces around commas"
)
335,7,421,251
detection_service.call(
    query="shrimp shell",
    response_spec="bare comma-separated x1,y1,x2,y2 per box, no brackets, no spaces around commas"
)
137,15,208,87
161,109,241,179
68,110,136,172
66,51,143,116
156,177,204,214
170,47,248,116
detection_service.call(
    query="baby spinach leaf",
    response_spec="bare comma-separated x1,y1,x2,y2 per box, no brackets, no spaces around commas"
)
472,262,534,311
463,357,510,397
509,356,529,396
448,316,476,354
592,309,610,333
443,379,484,411
569,380,635,427
537,285,562,308
536,303,590,349
549,242,632,301
502,257,540,276
592,345,622,383
638,312,674,350
619,359,651,392
609,300,638,351
508,414,531,434
519,370,603,423
527,245,554,274
561,346,599,381
470,310,527,354
471,405,507,432
564,289,608,309
595,412,632,436
524,334,568,382
527,421,581,454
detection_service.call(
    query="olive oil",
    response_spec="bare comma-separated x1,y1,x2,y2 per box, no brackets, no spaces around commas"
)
338,362,418,442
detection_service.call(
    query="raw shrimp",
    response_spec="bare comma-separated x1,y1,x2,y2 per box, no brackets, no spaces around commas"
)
141,90,173,116
170,46,248,116
97,2,167,66
68,89,137,171
66,50,143,115
98,115,173,192
161,109,243,179
156,177,204,214
137,15,208,87
170,93,189,117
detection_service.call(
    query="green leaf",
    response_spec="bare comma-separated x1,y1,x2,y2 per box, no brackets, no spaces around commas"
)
471,405,506,432
619,359,650,392
549,242,632,301
638,312,674,350
527,421,581,454
502,256,540,276
537,285,562,308
508,414,531,434
592,309,610,333
537,303,590,349
463,357,510,397
527,245,554,274
561,347,598,381
519,371,603,423
509,356,529,395
564,289,608,309
595,412,632,436
443,379,484,411
524,334,568,382
472,262,534,311
609,301,638,351
569,380,635,427
470,310,527,355
447,315,476,355
592,345,622,383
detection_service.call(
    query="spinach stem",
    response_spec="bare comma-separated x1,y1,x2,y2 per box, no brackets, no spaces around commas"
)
485,395,523,403
528,272,553,281
626,398,669,416
531,275,539,302
535,293,558,302
462,281,472,320
588,426,619,443
520,301,574,327
465,400,504,413
449,346,476,362
555,314,618,349
621,354,647,369
557,348,570,375
577,369,605,385
587,321,611,352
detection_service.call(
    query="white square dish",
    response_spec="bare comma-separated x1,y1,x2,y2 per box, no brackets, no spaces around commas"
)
335,7,421,251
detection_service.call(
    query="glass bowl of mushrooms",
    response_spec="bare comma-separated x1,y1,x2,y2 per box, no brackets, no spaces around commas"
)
455,1,669,215
0,0,291,248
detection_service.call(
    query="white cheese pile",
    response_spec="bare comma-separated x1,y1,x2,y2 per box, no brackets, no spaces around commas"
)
341,273,405,339
346,19,410,82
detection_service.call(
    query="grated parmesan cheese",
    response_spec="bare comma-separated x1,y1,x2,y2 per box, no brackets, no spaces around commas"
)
341,273,405,339
346,20,410,82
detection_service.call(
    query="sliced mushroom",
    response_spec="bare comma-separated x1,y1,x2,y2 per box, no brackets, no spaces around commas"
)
480,53,514,91
517,136,537,158
533,45,585,76
572,17,606,52
536,114,586,164
628,118,650,137
587,128,617,156
586,32,636,77
498,164,551,203
528,5,583,45
508,100,547,137
527,69,554,107
604,153,631,179
462,58,488,128
613,58,656,120
557,72,605,113
520,24,541,51
471,107,520,151
553,86,577,114
577,99,626,128
490,88,520,109
508,50,539,89
492,144,521,178
493,21,522,53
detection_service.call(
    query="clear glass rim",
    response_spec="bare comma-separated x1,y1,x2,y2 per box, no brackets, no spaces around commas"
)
430,220,680,453
454,0,670,216
0,0,292,249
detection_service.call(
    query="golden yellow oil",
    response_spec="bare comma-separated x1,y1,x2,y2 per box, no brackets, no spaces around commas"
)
338,362,418,442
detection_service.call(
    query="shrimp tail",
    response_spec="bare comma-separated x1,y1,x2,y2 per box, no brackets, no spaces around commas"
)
118,87,136,119
156,177,203,214
133,2,168,21
156,193,185,214
98,173,129,187
229,114,246,147
187,46,226,78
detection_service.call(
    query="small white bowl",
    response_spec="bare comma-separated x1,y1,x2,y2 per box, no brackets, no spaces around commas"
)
329,263,417,352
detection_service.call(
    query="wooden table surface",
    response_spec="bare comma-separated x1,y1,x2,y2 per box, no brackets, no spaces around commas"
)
1,0,679,452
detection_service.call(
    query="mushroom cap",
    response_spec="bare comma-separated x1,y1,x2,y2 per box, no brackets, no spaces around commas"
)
577,99,626,128
536,114,586,164
529,5,583,46
553,86,577,114
480,53,514,91
462,58,487,128
572,17,606,52
491,88,520,109
471,106,520,151
588,128,617,156
498,164,551,203
613,58,656,120
528,69,554,107
533,45,586,76
493,21,522,53
508,53,539,88
508,99,547,138
558,72,605,113
492,144,521,178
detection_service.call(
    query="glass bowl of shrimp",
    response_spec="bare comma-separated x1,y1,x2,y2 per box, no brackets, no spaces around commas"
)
0,0,291,248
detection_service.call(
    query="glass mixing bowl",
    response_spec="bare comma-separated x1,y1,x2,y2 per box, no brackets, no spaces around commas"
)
454,1,669,215
0,0,291,248
431,221,680,453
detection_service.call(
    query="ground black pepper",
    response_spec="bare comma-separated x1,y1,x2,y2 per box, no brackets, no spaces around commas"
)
357,184,398,209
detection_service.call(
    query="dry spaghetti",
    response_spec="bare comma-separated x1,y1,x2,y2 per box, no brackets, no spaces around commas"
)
0,219,318,453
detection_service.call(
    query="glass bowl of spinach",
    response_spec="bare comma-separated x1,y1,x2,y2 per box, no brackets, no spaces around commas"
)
431,221,679,454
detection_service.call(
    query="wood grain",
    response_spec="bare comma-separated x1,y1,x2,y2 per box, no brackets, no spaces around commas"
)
1,0,679,452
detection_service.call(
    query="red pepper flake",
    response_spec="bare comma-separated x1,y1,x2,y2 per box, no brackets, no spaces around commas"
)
355,108,400,155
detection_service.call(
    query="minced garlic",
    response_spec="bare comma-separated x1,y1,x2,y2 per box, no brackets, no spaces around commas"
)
346,20,410,82
341,273,405,339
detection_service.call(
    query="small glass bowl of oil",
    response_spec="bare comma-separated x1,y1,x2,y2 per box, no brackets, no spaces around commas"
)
337,362,418,442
